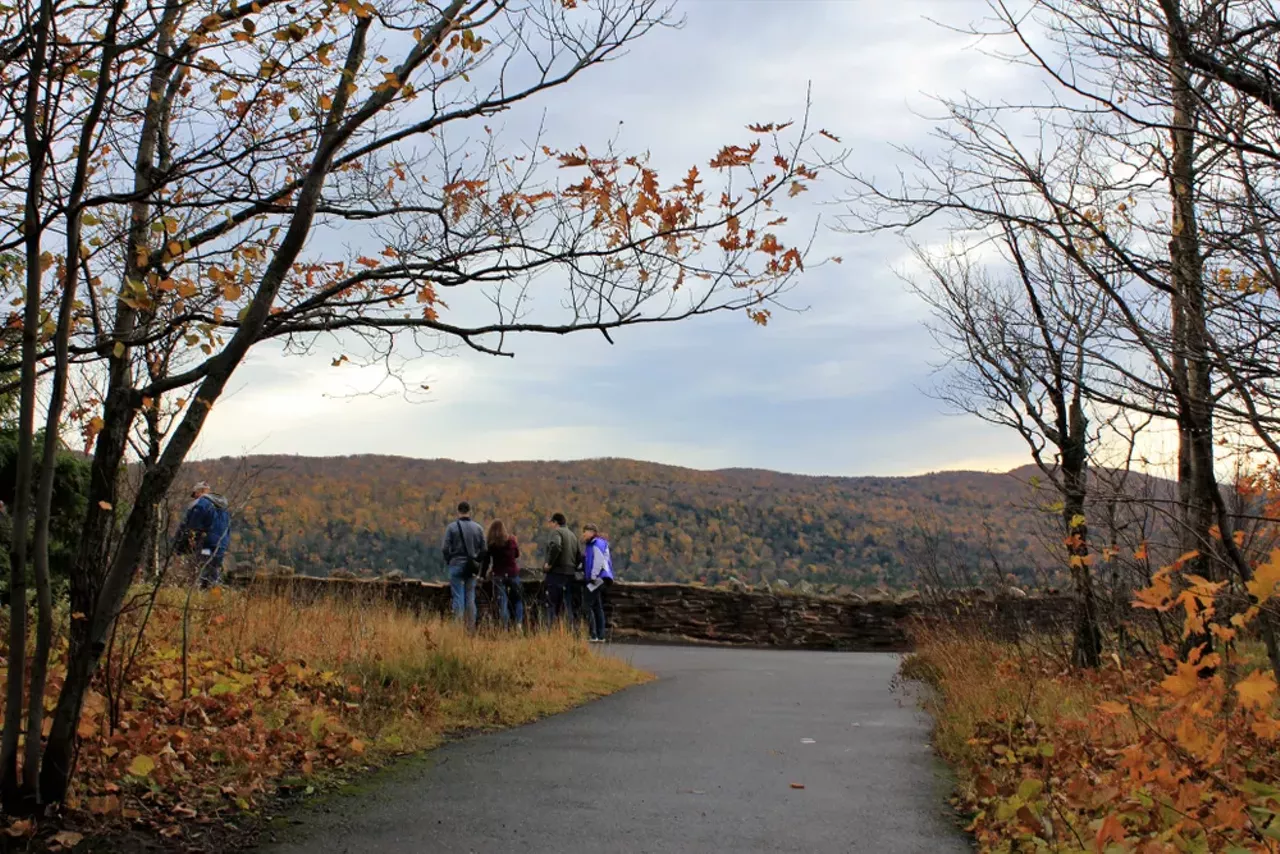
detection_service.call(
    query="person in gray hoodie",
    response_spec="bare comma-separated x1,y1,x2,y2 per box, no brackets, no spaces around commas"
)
441,501,488,628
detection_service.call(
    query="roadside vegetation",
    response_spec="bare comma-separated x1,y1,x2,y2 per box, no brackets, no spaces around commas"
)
903,549,1280,853
0,586,646,849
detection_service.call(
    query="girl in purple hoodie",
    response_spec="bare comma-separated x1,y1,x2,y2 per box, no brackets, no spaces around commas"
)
581,524,615,643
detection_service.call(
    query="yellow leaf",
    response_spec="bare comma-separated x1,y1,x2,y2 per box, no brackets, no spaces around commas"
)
1175,714,1211,757
1161,660,1203,698
319,94,333,110
177,282,198,299
1210,624,1237,643
1232,606,1260,629
223,282,242,301
1236,668,1277,711
127,754,156,777
1247,549,1280,602
1133,579,1171,611
1184,574,1225,598
1096,700,1128,716
218,88,237,102
98,500,112,510
1070,514,1086,529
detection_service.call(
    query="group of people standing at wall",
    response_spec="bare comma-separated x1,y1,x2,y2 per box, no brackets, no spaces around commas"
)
441,502,615,641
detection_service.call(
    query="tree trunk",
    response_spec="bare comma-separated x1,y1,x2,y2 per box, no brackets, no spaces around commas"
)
0,0,55,810
39,1,184,801
1166,3,1216,664
1063,398,1101,668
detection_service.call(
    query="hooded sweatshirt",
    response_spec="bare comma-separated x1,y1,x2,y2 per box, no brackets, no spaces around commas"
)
176,493,231,558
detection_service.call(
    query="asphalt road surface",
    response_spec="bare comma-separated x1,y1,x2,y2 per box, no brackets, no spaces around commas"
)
258,645,971,854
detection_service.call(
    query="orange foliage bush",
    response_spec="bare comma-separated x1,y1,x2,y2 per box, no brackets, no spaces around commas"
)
906,550,1280,852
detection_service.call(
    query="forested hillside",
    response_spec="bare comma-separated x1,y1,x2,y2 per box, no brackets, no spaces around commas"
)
173,455,1078,591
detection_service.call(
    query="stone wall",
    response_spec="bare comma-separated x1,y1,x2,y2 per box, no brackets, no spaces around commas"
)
242,575,1082,652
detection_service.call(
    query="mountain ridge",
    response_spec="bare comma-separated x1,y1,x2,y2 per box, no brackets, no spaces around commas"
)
176,453,1155,592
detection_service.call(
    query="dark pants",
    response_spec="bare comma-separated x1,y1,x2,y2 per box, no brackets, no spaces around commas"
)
544,573,574,627
571,578,586,629
584,583,607,640
192,551,224,590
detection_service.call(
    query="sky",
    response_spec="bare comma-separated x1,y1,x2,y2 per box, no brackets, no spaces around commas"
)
193,0,1050,477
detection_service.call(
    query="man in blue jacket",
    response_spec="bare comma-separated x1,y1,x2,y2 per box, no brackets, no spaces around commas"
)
173,481,232,589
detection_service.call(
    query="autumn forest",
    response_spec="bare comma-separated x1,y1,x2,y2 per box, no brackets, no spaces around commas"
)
182,454,1076,590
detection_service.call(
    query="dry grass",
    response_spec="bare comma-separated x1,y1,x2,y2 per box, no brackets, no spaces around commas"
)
41,585,650,839
202,587,649,743
900,623,1104,768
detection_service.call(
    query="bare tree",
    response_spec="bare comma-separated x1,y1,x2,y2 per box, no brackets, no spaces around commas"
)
842,0,1280,675
908,220,1109,665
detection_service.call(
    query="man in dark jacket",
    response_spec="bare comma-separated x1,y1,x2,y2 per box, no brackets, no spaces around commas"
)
173,481,232,589
543,512,581,627
441,501,487,628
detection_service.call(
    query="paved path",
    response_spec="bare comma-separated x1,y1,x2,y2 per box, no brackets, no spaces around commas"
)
259,645,970,854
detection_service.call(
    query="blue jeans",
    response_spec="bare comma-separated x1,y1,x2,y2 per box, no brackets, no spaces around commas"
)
449,565,477,627
494,576,524,629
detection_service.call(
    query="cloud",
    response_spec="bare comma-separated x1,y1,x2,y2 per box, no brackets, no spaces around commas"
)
197,0,1040,476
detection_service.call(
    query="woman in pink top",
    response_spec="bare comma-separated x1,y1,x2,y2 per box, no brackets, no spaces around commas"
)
486,519,523,629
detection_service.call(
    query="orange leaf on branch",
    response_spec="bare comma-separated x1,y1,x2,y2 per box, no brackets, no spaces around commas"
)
1235,669,1277,710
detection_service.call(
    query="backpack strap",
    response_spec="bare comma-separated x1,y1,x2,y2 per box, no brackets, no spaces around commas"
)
455,520,474,561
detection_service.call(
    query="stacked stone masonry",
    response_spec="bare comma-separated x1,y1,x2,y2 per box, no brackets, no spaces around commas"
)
242,575,1083,651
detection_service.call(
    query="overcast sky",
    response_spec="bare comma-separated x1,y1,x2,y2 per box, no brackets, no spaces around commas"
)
194,0,1048,477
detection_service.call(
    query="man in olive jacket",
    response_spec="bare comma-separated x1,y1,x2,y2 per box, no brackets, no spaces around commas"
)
543,512,581,626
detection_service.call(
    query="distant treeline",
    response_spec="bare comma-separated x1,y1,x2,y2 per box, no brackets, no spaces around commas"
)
171,455,1089,592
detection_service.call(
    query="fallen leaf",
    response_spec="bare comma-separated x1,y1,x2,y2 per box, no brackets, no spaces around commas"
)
50,830,84,849
790,782,805,790
86,794,120,815
1095,813,1126,850
128,754,156,777
4,820,33,837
